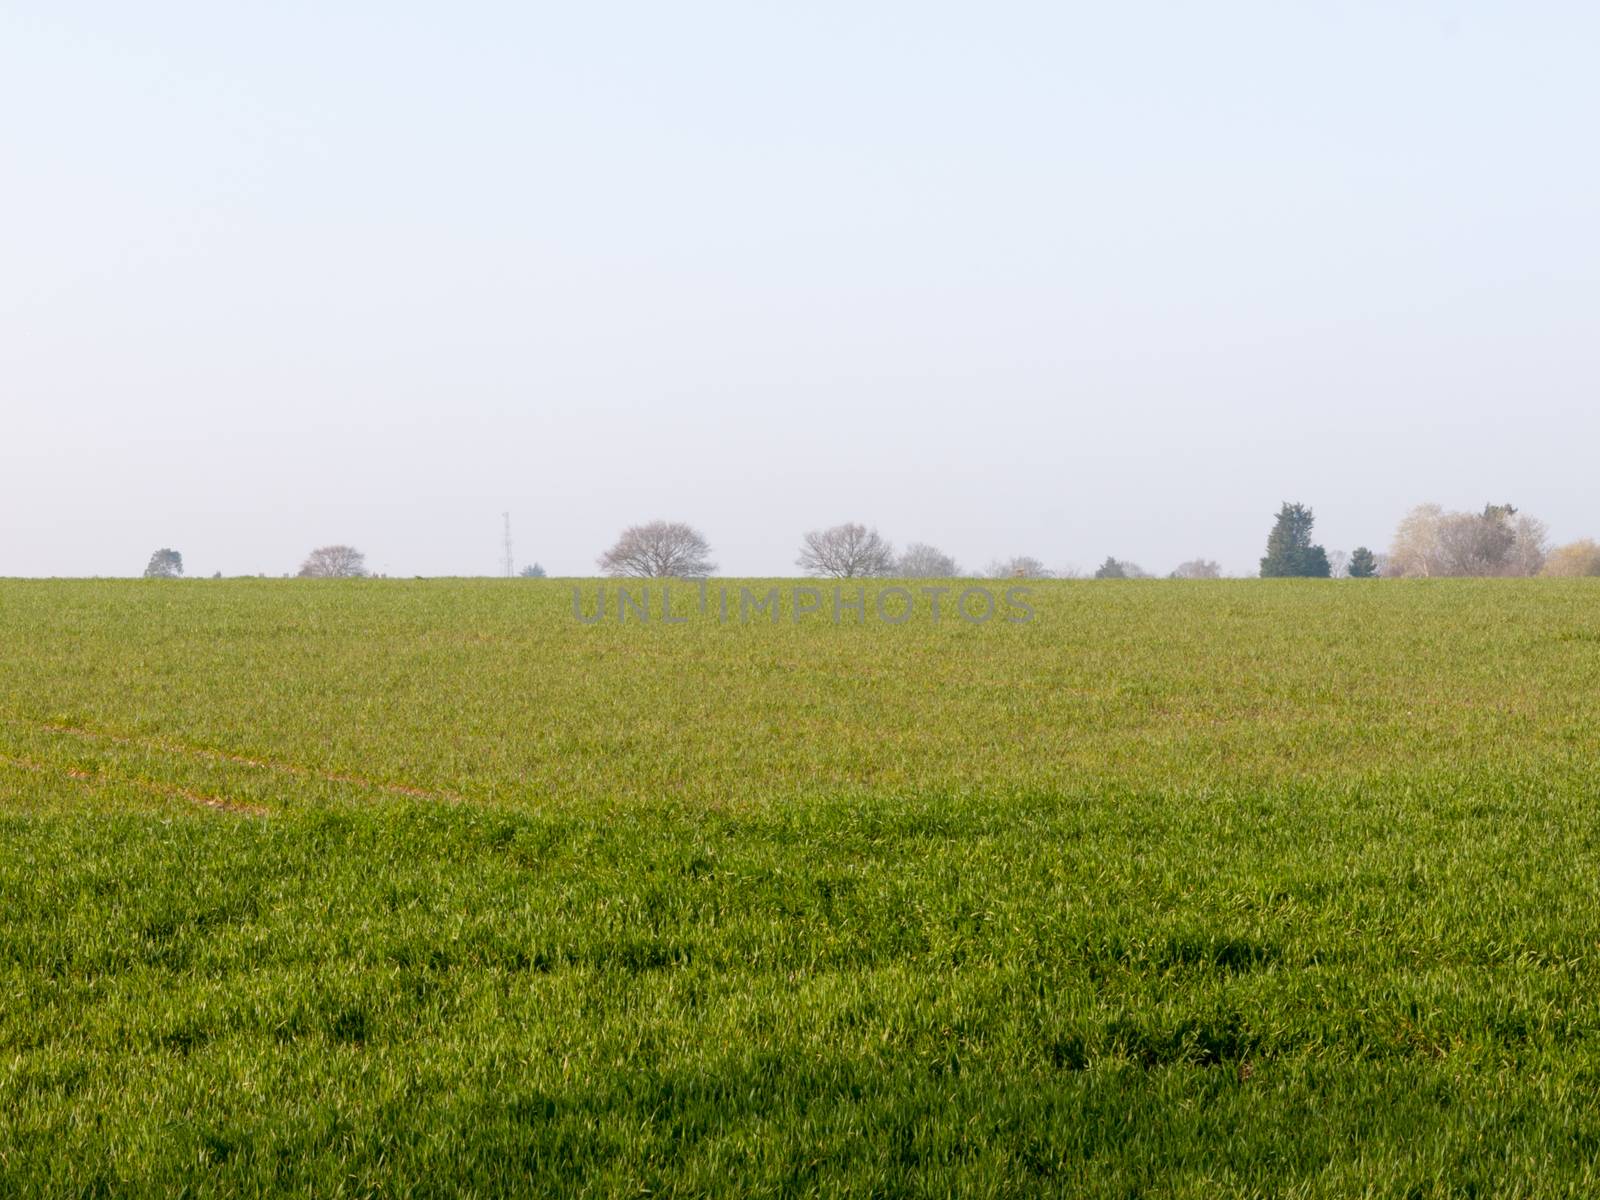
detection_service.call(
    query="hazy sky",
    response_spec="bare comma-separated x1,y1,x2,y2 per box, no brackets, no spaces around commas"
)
4,2,1597,577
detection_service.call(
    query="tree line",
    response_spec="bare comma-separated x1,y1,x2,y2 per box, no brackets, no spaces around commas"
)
590,504,1596,581
589,520,1238,580
138,504,1600,580
1259,501,1597,579
142,545,380,580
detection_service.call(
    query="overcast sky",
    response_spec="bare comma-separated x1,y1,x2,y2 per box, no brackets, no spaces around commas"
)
3,2,1597,577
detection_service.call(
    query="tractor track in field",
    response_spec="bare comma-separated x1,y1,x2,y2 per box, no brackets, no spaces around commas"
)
0,714,469,807
0,750,270,816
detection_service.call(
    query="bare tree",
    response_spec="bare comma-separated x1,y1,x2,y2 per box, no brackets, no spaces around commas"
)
1506,512,1550,577
298,545,367,578
987,555,1052,579
1388,503,1547,577
1435,509,1512,576
1386,504,1445,577
1542,539,1600,577
897,542,959,577
598,521,716,577
797,523,895,578
1325,550,1350,579
1171,559,1222,580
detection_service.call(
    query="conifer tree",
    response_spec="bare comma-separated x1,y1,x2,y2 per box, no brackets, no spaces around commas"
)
1260,503,1331,577
1348,546,1378,577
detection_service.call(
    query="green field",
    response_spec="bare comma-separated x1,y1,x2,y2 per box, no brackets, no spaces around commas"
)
3,578,1600,1197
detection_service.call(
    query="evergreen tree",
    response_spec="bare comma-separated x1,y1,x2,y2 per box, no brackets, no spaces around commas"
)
1348,546,1378,577
1093,556,1127,579
1260,503,1331,577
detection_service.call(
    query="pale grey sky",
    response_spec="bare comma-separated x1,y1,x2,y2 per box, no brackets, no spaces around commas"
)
3,2,1597,577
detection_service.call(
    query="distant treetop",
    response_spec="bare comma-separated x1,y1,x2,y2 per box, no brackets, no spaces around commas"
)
988,556,1052,579
796,523,895,578
1387,503,1547,578
1260,503,1331,578
897,543,959,578
1094,557,1149,579
143,549,183,579
599,521,716,577
1541,539,1600,578
298,545,367,578
144,553,183,579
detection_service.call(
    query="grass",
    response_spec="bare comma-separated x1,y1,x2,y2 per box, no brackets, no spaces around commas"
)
2,577,1599,1196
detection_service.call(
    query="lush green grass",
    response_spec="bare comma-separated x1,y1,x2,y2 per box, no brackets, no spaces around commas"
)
2,578,1599,1197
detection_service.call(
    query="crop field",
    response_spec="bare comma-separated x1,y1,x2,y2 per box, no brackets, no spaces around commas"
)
2,578,1600,1197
